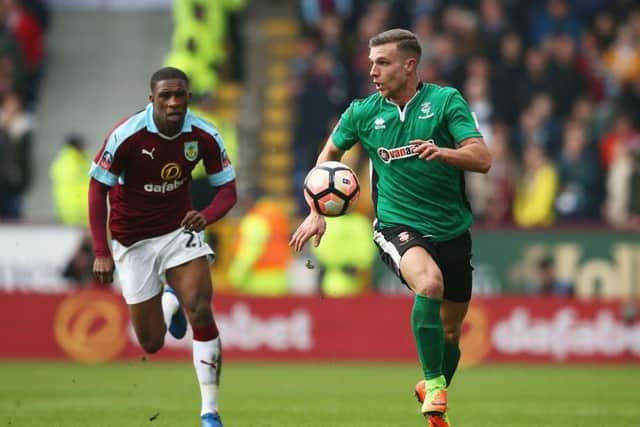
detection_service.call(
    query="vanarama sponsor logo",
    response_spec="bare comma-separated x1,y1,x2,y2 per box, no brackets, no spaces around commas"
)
377,143,424,164
492,307,640,359
144,177,187,193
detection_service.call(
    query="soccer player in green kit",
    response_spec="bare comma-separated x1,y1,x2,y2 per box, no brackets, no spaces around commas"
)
289,29,491,426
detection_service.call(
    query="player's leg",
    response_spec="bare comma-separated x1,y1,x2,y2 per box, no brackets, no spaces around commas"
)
441,300,469,386
438,230,473,388
400,246,448,416
167,256,222,427
112,238,167,353
128,295,167,353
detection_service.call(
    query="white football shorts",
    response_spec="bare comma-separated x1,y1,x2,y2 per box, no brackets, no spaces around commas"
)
111,227,214,305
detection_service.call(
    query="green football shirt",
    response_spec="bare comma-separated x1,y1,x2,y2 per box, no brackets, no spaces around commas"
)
331,83,483,241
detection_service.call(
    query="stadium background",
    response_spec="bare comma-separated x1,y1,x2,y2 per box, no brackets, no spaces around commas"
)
1,1,639,426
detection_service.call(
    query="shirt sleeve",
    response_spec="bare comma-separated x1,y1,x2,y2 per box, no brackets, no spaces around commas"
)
444,89,483,145
88,132,128,187
331,102,359,151
202,133,236,187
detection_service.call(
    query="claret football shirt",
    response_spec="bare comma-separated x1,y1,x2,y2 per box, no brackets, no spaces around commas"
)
89,103,235,246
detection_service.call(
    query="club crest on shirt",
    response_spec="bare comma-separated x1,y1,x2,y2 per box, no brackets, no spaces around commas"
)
184,141,198,161
222,150,231,168
418,102,434,119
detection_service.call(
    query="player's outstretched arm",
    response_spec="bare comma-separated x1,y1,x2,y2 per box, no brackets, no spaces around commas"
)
289,211,327,252
290,137,345,252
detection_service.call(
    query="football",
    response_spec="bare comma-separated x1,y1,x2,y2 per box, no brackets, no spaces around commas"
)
303,161,360,217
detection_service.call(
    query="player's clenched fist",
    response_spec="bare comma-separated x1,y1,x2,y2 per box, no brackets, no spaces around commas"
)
93,255,114,284
181,210,207,232
410,139,447,161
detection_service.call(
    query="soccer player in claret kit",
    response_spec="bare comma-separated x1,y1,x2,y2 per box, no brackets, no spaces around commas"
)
88,67,236,427
290,29,492,426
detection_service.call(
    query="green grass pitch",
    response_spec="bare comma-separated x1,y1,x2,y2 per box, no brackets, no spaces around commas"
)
0,361,638,426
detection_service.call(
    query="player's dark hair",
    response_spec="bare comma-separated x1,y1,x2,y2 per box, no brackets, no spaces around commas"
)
369,29,422,62
150,67,190,91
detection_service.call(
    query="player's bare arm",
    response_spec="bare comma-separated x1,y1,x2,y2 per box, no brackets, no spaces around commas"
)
316,136,346,164
410,137,491,173
289,137,346,252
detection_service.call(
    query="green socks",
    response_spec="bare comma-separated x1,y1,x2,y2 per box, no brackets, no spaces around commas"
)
411,294,444,380
443,341,461,386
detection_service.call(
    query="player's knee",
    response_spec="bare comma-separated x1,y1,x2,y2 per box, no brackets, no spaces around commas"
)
183,295,213,327
138,335,164,354
443,330,461,345
412,276,443,298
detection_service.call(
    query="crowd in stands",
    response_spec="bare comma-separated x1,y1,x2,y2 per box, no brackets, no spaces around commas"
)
0,0,47,220
290,0,640,231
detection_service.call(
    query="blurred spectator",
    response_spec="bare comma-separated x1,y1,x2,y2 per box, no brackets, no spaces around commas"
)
491,31,524,125
441,4,480,57
545,33,587,118
603,134,640,230
2,0,45,107
289,30,321,97
529,0,582,46
50,133,94,285
513,143,558,227
616,77,640,130
0,92,32,219
574,31,609,103
0,53,25,107
165,0,246,97
599,111,639,170
469,123,516,227
512,93,561,159
463,59,492,143
413,13,436,65
554,121,603,221
50,133,91,226
311,211,376,297
432,32,465,89
478,0,511,63
228,197,292,296
346,2,387,98
299,0,352,32
525,254,574,296
513,47,550,120
601,25,640,89
592,10,617,49
20,0,49,33
569,95,602,141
